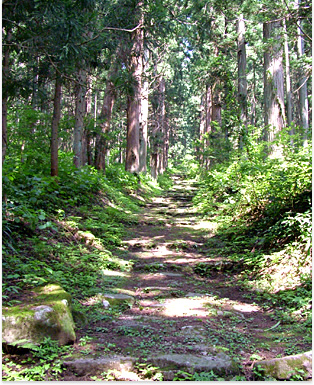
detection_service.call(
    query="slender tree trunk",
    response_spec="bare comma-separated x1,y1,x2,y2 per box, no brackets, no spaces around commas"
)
139,48,149,173
159,77,166,175
283,19,293,128
296,0,309,144
263,20,286,151
237,14,248,148
205,85,212,169
51,74,62,177
125,7,143,174
199,93,206,166
73,67,87,168
2,30,11,164
84,75,93,165
95,76,116,171
250,60,257,126
212,83,222,125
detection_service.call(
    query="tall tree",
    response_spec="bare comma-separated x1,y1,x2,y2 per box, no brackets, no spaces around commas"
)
125,5,144,174
263,20,286,147
95,60,119,171
73,67,87,168
139,47,149,173
296,0,309,142
51,74,62,177
237,14,248,147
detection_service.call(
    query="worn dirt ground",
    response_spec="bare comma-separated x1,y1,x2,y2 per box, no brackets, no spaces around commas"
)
62,175,310,381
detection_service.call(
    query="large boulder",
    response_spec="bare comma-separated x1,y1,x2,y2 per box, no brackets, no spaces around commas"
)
2,283,76,347
254,351,312,380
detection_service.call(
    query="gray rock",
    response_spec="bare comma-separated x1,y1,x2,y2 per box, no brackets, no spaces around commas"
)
102,300,110,309
148,353,239,379
2,284,76,347
63,356,137,376
33,306,54,324
254,351,312,380
102,293,135,307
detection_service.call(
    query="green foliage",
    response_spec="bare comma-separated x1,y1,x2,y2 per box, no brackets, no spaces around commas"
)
194,127,312,328
2,337,73,381
173,370,225,381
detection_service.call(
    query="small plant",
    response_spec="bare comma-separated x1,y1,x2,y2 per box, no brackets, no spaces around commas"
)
2,337,73,381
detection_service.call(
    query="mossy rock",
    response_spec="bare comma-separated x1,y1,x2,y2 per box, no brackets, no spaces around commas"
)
2,284,76,347
253,351,312,380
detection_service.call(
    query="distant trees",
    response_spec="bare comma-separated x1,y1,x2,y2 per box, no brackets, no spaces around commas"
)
2,0,312,177
192,0,311,166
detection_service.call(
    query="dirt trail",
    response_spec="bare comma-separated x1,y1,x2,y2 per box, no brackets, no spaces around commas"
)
63,175,305,380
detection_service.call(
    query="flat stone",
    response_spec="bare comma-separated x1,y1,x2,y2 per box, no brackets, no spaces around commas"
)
186,292,203,297
148,353,239,379
102,293,135,307
254,351,312,380
63,356,137,376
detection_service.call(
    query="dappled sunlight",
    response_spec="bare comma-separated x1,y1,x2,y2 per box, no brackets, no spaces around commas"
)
192,220,218,231
161,297,209,317
101,269,130,278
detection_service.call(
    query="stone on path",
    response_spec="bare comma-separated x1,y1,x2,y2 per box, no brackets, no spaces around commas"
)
253,351,312,380
2,284,75,347
148,353,239,380
101,293,135,308
63,356,137,377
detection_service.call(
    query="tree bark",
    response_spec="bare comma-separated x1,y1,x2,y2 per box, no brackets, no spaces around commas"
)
283,19,293,128
95,75,116,171
159,77,166,175
84,74,93,165
237,14,248,148
2,29,11,164
125,7,143,174
51,74,62,177
139,47,149,173
199,93,206,166
296,0,309,144
263,20,286,149
73,67,87,168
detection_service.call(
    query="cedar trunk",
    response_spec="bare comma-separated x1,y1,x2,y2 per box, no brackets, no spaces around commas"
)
237,14,248,148
139,48,149,173
125,12,143,174
73,68,87,168
263,21,286,148
51,75,62,176
2,30,11,164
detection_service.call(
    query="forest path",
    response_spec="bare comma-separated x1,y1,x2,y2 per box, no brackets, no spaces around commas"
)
63,175,303,380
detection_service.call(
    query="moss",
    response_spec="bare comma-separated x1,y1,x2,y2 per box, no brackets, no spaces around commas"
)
2,283,76,346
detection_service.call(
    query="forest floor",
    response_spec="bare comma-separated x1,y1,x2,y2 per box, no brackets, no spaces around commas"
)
61,175,310,381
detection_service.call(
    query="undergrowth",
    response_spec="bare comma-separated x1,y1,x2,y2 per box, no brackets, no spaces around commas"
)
193,127,312,328
2,157,162,308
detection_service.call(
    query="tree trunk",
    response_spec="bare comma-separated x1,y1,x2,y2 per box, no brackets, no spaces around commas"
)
296,0,309,144
95,75,116,171
263,20,286,149
84,74,93,165
125,8,143,174
237,14,248,148
212,84,222,126
73,67,87,168
51,74,62,177
2,30,11,164
139,47,149,173
159,77,166,175
283,19,293,128
199,93,206,166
